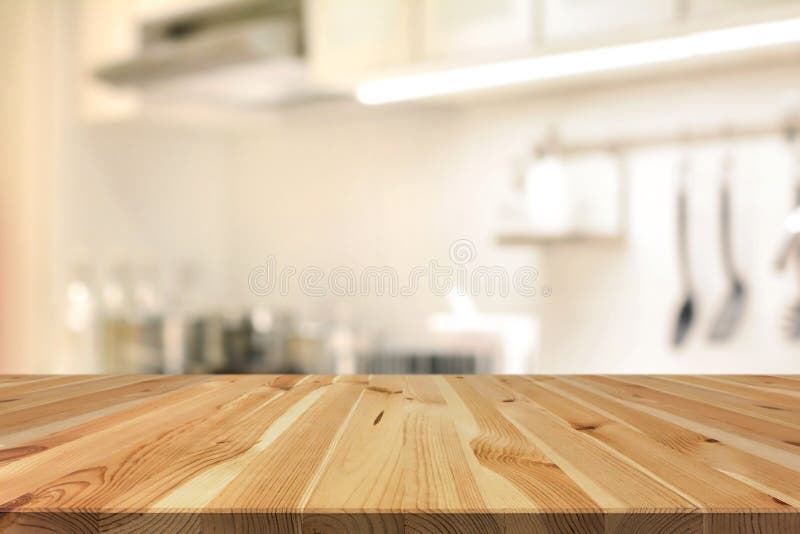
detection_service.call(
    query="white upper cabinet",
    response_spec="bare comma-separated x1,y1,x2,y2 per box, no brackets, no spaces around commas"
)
542,0,676,45
79,0,141,121
78,0,800,116
688,0,799,19
306,0,414,86
135,0,242,19
421,0,536,61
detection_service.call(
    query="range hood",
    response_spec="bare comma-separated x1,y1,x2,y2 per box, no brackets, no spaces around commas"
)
95,0,341,106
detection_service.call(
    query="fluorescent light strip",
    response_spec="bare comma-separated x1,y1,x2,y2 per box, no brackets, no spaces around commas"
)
356,18,800,105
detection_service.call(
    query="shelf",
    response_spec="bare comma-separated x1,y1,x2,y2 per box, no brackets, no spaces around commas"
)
496,231,625,246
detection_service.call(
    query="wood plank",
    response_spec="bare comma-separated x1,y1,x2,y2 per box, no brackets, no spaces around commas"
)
0,375,212,451
617,376,800,430
443,375,601,513
497,376,785,511
0,375,155,414
489,383,696,512
206,376,359,512
551,376,800,507
665,376,800,411
0,376,301,509
0,374,797,533
0,375,211,443
581,376,800,469
0,375,102,398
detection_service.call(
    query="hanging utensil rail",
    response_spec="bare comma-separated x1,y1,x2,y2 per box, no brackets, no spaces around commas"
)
535,120,798,156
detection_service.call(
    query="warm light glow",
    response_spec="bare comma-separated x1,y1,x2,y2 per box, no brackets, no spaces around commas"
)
357,18,800,105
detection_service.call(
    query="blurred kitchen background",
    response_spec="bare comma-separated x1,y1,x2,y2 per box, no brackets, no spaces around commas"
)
3,0,800,375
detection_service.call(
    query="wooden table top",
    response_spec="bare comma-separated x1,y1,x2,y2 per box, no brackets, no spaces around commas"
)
0,374,798,533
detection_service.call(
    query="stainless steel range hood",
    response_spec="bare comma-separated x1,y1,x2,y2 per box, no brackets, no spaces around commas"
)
94,0,340,106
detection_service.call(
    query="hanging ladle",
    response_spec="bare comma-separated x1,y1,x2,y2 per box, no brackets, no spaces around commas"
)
673,155,695,346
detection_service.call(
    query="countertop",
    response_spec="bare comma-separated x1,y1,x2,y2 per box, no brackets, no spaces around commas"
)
0,374,798,533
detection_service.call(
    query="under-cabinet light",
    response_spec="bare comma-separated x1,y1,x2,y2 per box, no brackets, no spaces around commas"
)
356,18,800,105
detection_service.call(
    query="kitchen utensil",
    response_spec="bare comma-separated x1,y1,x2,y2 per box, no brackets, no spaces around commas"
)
780,234,800,340
774,161,800,273
779,180,800,340
673,160,695,346
709,156,746,341
783,283,800,340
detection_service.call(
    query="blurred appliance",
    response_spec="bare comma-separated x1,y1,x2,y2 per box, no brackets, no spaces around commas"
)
359,352,489,375
94,0,340,106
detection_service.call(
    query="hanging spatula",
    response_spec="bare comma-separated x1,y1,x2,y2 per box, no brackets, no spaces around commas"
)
709,156,746,341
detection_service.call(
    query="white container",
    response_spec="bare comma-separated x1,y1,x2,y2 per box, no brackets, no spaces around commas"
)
523,153,575,235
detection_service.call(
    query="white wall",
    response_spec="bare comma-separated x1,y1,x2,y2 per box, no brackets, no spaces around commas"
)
539,140,797,373
57,123,232,307
228,105,542,358
228,61,800,373
45,3,234,373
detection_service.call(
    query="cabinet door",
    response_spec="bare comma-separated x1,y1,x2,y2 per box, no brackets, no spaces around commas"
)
79,0,140,121
542,0,675,45
688,0,797,18
306,0,414,87
135,0,242,20
422,0,536,61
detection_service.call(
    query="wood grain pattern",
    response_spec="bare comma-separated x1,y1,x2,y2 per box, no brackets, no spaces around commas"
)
0,375,798,533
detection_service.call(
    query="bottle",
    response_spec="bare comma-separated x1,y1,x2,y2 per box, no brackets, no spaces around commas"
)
130,261,164,373
327,303,356,374
63,261,98,373
98,261,133,373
